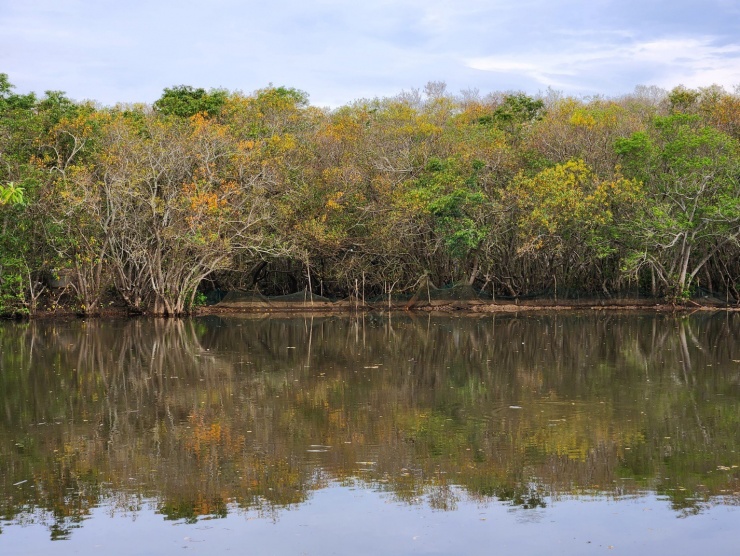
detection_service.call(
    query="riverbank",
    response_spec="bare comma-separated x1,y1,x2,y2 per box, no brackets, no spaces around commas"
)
8,295,739,320
202,297,740,315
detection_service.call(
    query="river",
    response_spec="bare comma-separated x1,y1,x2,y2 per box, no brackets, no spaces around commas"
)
1,312,738,554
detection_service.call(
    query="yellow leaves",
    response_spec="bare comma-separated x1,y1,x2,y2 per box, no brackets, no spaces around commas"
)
456,102,489,124
591,175,642,213
396,121,442,138
510,159,642,254
568,106,620,130
569,111,597,128
319,115,363,143
514,159,592,222
538,98,639,155
261,133,297,155
325,191,344,211
295,217,330,244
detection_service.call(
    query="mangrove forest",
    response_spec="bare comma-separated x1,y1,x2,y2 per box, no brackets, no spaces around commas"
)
1,76,740,315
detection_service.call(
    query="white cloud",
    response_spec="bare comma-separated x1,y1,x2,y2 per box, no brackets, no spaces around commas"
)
466,36,740,93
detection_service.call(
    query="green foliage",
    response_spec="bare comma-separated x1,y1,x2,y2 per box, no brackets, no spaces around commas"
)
0,182,24,205
154,85,227,118
667,85,700,114
616,112,740,298
0,73,36,111
479,93,545,130
409,157,488,259
0,262,28,317
256,85,309,108
0,203,32,317
191,291,208,309
37,90,80,126
614,131,652,181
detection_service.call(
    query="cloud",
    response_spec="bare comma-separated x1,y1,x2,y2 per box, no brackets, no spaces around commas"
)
466,35,740,93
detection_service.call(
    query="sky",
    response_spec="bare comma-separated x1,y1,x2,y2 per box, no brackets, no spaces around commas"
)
2,0,740,107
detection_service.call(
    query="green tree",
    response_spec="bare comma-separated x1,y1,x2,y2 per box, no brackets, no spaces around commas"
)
479,93,545,137
616,114,740,298
402,157,489,285
154,85,227,118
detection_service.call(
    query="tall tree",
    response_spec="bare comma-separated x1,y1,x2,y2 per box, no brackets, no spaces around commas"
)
616,114,740,298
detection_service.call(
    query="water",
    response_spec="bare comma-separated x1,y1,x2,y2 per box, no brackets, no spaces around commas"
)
1,312,738,554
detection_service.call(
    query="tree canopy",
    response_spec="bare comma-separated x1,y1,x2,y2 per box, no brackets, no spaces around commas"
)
0,77,739,315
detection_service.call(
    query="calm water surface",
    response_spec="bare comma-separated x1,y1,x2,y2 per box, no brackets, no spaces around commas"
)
0,312,738,555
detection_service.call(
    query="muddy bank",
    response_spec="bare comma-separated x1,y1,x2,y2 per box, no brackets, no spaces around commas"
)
9,295,739,320
205,296,740,315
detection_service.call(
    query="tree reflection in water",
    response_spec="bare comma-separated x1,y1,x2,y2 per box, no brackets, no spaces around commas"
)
0,312,738,539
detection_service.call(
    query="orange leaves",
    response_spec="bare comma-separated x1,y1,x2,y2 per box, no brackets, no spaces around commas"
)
318,113,363,144
188,190,220,213
185,410,245,461
181,180,239,240
706,94,740,139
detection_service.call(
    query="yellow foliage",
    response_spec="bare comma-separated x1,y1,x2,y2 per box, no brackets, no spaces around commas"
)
569,112,597,128
325,191,344,211
510,159,642,253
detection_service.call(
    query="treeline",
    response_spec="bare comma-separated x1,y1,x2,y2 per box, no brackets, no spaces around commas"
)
1,75,739,315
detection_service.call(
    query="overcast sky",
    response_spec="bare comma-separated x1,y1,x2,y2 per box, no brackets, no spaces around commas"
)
2,0,740,107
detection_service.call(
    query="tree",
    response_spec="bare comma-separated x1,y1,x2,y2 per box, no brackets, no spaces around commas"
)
528,97,644,176
56,108,283,315
154,85,227,118
0,78,73,316
478,92,545,139
398,156,489,285
505,159,641,294
616,114,740,298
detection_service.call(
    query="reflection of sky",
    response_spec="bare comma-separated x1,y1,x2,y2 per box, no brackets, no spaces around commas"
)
1,488,737,555
2,1,739,106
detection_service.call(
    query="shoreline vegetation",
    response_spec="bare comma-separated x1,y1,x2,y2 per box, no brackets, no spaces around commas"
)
1,75,739,318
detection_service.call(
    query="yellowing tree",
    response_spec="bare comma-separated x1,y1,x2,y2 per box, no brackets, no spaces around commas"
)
507,159,642,293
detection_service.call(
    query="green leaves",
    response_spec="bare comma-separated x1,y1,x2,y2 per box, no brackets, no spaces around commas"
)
407,157,489,259
0,182,25,206
154,85,227,118
479,93,545,131
615,112,740,296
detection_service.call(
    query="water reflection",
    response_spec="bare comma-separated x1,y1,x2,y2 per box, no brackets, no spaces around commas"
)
1,312,738,540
